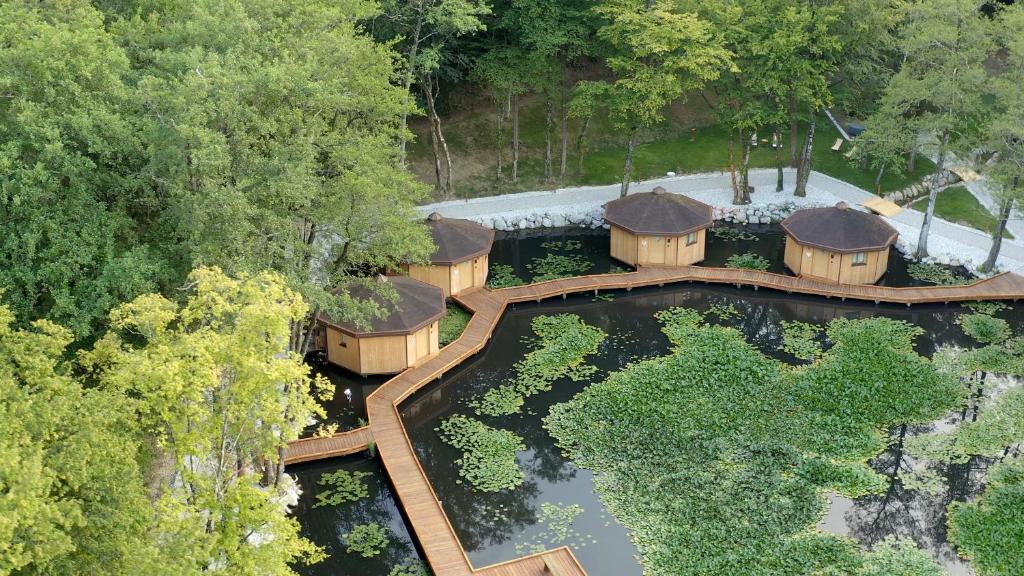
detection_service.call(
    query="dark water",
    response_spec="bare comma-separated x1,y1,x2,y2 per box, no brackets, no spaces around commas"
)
294,225,1007,576
289,456,425,576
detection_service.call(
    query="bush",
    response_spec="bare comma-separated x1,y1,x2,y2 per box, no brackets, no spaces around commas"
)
439,304,471,346
725,252,770,271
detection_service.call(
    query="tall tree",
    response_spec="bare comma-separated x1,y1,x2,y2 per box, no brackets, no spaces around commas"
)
0,0,173,340
85,267,329,575
583,0,733,197
873,0,994,258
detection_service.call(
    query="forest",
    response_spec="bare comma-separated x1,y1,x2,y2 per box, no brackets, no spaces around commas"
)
1,1,1022,575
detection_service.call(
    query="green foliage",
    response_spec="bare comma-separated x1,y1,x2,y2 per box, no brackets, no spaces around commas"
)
527,253,593,282
440,304,472,346
911,186,1014,239
948,459,1024,576
437,415,525,492
910,387,1024,464
388,561,431,576
958,313,1011,345
314,470,371,508
712,227,758,241
545,314,958,575
706,303,741,321
541,240,583,251
487,263,526,288
344,523,390,558
781,321,823,362
472,314,606,416
963,301,1009,316
859,536,945,576
907,262,970,285
725,252,771,271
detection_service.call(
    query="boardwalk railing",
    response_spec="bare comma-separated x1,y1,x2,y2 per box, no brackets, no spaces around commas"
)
285,265,1024,576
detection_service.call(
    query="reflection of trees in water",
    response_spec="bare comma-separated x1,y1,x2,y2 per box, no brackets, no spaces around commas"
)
840,423,989,572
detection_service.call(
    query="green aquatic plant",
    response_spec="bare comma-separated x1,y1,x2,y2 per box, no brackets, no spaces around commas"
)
907,262,970,285
471,314,606,417
439,304,471,346
712,227,758,241
344,523,390,558
958,313,1011,345
487,263,525,288
541,239,583,251
527,253,593,282
962,301,1009,316
859,536,945,576
437,414,525,492
948,459,1024,576
706,303,741,321
545,314,957,576
313,470,370,508
539,502,583,541
725,252,770,271
592,293,615,302
781,321,824,361
388,561,430,576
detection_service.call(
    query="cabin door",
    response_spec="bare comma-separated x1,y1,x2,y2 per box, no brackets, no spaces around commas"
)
801,246,814,275
827,252,841,279
472,257,483,288
648,236,665,265
663,237,677,266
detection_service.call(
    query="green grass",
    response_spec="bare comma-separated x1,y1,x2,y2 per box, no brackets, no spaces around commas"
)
912,186,1012,239
439,304,471,346
409,92,936,200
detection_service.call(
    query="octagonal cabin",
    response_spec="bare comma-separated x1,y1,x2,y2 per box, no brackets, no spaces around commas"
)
782,202,898,285
604,187,713,267
408,213,495,297
319,276,446,375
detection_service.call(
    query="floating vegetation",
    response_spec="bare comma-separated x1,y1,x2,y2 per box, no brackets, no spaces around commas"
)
344,522,390,558
313,470,370,508
592,293,615,302
487,263,525,289
963,300,1009,315
781,321,824,362
439,304,471,346
541,239,583,251
609,264,629,274
706,303,741,321
388,561,430,576
907,262,970,285
528,253,593,282
471,314,606,417
437,415,525,492
725,252,770,271
545,314,959,575
958,313,1011,345
948,459,1024,576
712,227,758,241
515,502,588,556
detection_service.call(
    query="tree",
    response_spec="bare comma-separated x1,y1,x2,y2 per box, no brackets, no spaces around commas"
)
583,0,733,197
379,0,491,197
0,305,158,576
980,4,1024,273
84,267,329,575
109,0,435,355
873,0,994,258
0,0,173,340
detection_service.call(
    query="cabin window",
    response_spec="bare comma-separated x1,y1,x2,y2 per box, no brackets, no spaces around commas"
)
339,334,349,348
851,252,867,266
686,232,698,246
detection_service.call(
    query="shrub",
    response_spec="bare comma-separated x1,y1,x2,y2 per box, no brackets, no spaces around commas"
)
725,252,770,270
439,304,471,345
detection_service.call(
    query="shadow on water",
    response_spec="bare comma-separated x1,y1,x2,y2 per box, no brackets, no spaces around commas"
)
294,226,1010,575
289,456,425,576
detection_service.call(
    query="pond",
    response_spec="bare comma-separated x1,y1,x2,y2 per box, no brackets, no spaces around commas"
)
293,225,1011,576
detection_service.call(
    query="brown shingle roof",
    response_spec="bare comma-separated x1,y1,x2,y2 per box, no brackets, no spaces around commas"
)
319,276,445,337
781,202,898,254
425,213,495,265
604,187,713,236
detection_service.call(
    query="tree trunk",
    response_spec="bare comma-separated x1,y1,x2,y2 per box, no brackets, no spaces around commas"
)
511,92,520,182
495,95,505,179
544,100,554,180
423,75,455,199
427,107,444,194
907,146,917,173
775,128,784,192
620,129,637,197
398,10,425,165
789,92,799,167
874,160,887,192
577,116,591,175
559,81,569,182
734,128,752,205
916,130,951,259
794,112,816,197
981,196,1014,272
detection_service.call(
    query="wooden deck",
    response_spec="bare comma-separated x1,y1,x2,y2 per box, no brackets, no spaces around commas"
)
286,265,1024,576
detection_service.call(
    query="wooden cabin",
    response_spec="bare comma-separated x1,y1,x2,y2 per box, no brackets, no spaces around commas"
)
318,276,446,375
408,212,495,297
781,202,898,285
604,187,714,267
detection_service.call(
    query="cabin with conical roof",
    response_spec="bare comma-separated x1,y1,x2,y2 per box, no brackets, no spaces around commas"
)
604,187,714,267
318,276,446,375
782,202,898,284
408,213,495,297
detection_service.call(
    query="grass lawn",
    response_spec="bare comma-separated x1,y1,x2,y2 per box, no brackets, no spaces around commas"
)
912,186,1012,239
409,92,936,200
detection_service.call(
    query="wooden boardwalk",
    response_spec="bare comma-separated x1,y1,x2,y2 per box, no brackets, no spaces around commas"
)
286,265,1024,576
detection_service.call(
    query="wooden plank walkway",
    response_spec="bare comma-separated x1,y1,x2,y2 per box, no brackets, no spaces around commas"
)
286,265,1024,576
